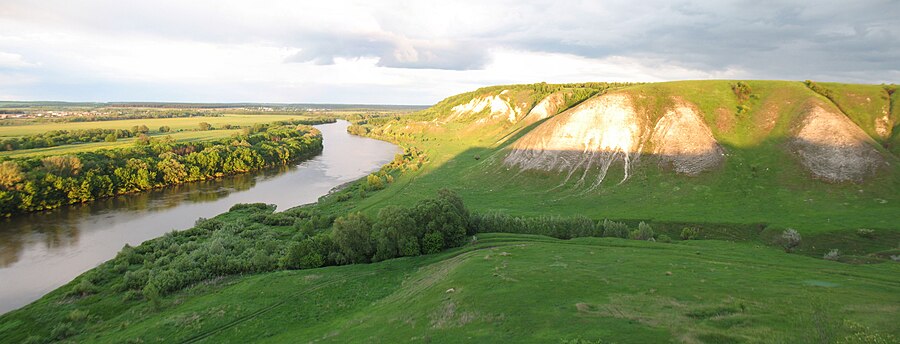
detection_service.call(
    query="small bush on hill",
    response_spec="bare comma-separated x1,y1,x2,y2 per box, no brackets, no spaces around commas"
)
629,222,655,241
366,174,385,190
823,249,841,261
855,228,875,239
601,219,629,238
657,234,673,243
229,203,275,212
680,227,700,240
782,229,802,253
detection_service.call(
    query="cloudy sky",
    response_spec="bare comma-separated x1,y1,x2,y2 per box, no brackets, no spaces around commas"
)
0,0,897,104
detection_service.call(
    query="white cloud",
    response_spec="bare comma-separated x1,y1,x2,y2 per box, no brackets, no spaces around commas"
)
0,52,36,68
0,0,896,103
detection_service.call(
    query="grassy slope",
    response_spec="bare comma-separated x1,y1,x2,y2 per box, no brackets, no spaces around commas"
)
3,234,896,343
358,81,900,236
814,82,892,142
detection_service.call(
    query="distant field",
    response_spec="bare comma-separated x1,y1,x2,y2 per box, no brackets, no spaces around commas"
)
0,114,306,138
0,130,244,158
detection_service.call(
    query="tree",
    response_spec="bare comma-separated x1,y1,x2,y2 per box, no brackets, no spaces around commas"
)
41,155,82,176
630,221,655,240
371,205,419,261
412,188,470,249
198,122,212,131
423,231,444,254
131,125,149,134
135,133,151,145
157,158,187,184
159,125,171,133
104,133,117,142
332,212,374,264
0,161,24,188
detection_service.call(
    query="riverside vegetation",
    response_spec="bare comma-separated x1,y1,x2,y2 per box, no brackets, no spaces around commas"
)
0,81,897,343
0,121,326,217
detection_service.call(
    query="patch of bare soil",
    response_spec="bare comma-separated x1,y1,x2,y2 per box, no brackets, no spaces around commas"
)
448,90,524,124
649,100,724,175
875,115,892,139
755,102,780,135
504,93,647,187
714,107,734,133
790,102,885,182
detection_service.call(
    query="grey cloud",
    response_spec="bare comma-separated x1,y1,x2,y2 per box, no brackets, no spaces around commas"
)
284,32,490,70
499,1,900,81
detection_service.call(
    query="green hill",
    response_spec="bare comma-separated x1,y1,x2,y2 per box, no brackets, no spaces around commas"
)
1,80,898,343
358,80,899,235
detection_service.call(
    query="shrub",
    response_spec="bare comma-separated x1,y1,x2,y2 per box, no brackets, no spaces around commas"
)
229,203,275,212
629,222,654,240
123,269,149,290
680,227,700,240
823,249,841,261
657,234,673,243
262,213,295,226
601,219,629,238
366,174,384,190
142,280,162,309
731,81,752,103
781,229,802,253
194,217,224,231
67,309,89,322
68,278,98,297
856,228,875,239
50,322,77,340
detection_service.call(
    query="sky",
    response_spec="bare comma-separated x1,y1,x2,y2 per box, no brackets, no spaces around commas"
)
0,0,898,105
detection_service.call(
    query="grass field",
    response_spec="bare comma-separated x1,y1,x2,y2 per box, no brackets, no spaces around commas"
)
0,130,245,158
0,114,306,138
0,113,333,158
2,234,895,343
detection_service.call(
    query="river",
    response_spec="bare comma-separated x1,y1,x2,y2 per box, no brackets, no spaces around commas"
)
0,120,399,314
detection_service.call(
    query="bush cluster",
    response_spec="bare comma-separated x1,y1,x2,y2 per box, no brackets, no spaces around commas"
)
470,212,657,242
74,189,470,301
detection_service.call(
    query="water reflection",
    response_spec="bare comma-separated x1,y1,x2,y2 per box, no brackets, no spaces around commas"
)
0,120,398,314
0,170,265,268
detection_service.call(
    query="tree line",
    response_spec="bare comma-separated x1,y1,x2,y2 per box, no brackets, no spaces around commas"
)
1,128,135,151
0,124,323,216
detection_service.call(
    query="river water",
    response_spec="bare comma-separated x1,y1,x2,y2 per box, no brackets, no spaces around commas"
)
0,120,398,314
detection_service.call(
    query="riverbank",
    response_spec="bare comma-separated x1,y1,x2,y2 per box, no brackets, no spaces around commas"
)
0,120,399,314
